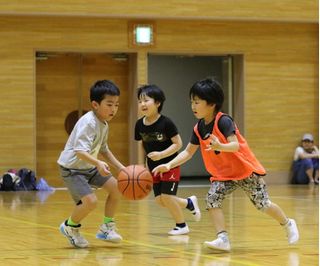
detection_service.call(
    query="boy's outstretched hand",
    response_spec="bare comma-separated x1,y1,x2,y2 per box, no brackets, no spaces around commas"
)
152,164,170,176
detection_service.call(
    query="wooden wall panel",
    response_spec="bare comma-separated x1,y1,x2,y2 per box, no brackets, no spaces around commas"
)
0,49,35,172
80,54,130,171
36,55,80,186
36,54,129,186
0,0,317,23
0,15,317,185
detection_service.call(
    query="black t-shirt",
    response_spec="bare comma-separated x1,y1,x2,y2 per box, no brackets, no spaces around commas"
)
135,115,179,171
190,115,236,144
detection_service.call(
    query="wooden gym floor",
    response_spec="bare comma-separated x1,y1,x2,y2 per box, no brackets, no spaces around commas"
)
0,183,318,265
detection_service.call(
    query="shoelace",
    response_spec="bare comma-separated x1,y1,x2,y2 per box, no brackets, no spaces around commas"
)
70,227,87,242
73,229,87,243
102,224,117,236
106,223,118,231
70,228,82,237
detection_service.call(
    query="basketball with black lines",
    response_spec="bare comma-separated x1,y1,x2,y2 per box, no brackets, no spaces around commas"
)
117,165,153,200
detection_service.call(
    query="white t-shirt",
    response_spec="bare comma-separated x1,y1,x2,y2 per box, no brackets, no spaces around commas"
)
293,146,305,161
57,111,109,169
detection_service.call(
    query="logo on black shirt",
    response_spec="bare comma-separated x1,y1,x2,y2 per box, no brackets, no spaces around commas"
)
140,132,166,142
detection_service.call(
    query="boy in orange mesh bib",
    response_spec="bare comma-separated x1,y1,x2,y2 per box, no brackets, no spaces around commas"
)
153,78,299,251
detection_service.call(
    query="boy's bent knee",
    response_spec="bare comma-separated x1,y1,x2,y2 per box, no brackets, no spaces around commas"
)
82,194,98,210
205,194,223,209
301,158,314,169
155,195,165,207
255,199,272,212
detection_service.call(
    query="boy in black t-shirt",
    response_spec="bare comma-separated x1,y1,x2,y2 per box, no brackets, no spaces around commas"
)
135,84,201,235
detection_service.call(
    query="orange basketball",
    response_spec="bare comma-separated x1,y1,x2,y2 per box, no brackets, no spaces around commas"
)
117,165,153,200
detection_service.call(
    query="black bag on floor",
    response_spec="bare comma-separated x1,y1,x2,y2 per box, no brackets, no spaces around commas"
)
0,173,15,191
15,168,37,191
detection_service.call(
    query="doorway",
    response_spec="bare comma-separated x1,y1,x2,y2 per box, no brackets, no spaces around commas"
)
36,52,132,186
148,54,242,177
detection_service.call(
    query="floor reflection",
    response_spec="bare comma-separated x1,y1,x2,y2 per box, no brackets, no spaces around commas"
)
288,252,299,266
0,190,55,209
59,249,89,266
203,255,231,266
168,235,190,244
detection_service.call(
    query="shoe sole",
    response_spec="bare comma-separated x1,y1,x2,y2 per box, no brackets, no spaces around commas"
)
168,230,190,236
190,196,201,222
204,242,231,252
96,234,122,243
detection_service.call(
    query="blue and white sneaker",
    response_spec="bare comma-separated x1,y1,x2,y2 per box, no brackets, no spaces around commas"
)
96,222,123,243
59,221,89,248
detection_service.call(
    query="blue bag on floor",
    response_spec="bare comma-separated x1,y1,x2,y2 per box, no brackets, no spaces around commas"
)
36,178,55,191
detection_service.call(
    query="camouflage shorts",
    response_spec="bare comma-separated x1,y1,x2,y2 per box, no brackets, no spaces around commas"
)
206,173,271,210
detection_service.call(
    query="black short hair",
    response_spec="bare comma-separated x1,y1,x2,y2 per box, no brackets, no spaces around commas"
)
189,78,224,112
137,84,166,112
90,80,120,103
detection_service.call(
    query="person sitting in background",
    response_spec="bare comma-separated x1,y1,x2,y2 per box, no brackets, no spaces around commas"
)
292,133,319,185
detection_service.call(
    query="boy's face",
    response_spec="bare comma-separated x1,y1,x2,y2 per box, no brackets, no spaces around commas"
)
92,95,119,122
302,140,314,151
191,95,215,120
138,94,160,117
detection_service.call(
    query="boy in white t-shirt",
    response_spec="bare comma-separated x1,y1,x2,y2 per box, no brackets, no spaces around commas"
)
57,80,125,248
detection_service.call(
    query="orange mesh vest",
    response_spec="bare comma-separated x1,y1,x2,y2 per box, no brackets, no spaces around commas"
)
194,112,266,181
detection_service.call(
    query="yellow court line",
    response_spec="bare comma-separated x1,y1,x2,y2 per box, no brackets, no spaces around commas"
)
0,215,259,266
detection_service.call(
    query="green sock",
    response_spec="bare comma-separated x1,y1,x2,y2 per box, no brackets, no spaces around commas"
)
67,217,79,227
104,216,114,224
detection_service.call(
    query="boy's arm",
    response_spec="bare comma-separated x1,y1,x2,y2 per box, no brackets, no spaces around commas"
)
138,141,149,168
205,134,239,152
299,147,319,159
152,143,198,175
147,134,183,161
312,145,319,156
100,148,126,174
76,150,111,176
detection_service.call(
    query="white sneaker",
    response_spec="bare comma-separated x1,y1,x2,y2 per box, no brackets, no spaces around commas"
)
189,195,201,222
285,218,299,244
59,221,89,248
168,225,190,235
204,237,231,252
96,222,123,243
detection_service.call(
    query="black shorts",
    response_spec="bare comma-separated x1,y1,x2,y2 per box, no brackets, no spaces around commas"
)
153,181,179,197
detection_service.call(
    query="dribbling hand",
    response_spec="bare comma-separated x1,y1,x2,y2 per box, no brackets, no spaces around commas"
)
152,164,170,177
97,160,110,176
